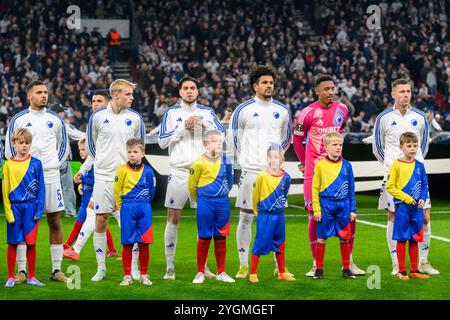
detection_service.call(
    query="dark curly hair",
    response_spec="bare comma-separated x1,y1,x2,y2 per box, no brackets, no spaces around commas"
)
249,65,276,92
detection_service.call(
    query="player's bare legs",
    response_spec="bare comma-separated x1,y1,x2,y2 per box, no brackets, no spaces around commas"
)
92,213,109,281
387,211,399,275
164,208,181,279
419,208,439,274
47,211,69,282
235,208,254,278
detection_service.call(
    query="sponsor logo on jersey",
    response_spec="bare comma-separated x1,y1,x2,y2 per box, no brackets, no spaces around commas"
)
47,121,54,128
103,119,109,124
125,119,132,126
273,112,280,119
317,126,339,134
411,119,418,126
26,122,32,127
391,121,397,126
252,113,259,117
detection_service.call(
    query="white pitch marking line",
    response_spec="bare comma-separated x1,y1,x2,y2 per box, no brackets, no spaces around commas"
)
356,219,450,243
289,204,450,243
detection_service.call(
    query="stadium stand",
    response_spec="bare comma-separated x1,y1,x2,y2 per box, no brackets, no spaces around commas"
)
0,0,449,136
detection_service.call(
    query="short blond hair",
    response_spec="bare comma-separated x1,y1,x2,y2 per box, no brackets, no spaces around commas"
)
399,132,418,145
323,132,343,146
78,138,86,147
203,130,223,144
109,79,137,96
126,138,145,152
12,128,32,144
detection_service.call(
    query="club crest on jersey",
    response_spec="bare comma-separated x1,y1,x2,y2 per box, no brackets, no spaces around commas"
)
47,121,54,128
273,112,280,119
411,119,418,126
125,119,132,126
333,108,346,127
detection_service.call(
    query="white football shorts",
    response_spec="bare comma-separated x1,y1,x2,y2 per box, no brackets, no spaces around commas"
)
164,168,196,209
92,179,115,214
45,181,65,213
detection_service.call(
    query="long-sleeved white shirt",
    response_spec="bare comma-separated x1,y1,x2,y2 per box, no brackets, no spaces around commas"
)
66,122,86,141
158,101,223,170
87,104,145,181
227,96,292,173
373,105,429,171
5,107,69,183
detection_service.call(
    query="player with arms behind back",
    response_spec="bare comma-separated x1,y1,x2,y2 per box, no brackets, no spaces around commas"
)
293,75,364,277
87,79,145,282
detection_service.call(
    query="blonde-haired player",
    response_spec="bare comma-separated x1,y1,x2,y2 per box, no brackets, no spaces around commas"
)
87,79,145,281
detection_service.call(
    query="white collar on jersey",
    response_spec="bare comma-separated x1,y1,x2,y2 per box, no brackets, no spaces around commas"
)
392,103,413,115
28,106,47,114
254,95,273,105
180,100,197,111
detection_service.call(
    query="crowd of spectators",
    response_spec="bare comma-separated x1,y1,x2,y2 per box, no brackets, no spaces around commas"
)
1,0,449,138
0,0,128,133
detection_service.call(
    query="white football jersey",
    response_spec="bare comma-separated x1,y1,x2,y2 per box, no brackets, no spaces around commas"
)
373,105,429,171
5,107,69,183
158,101,223,170
87,103,145,181
227,96,292,173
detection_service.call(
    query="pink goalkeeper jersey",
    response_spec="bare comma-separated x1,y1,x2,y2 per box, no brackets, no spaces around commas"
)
293,101,348,165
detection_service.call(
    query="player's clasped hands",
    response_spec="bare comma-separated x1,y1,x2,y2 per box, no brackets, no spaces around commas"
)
73,172,82,184
185,116,204,130
417,199,425,208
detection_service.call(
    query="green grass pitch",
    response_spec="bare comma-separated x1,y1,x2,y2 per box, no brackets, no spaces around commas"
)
0,194,449,300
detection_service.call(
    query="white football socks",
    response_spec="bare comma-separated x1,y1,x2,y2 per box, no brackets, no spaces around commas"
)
50,244,63,272
164,222,179,270
132,243,139,271
73,208,96,254
93,232,107,271
236,212,254,268
387,221,398,264
16,244,27,272
419,223,431,264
